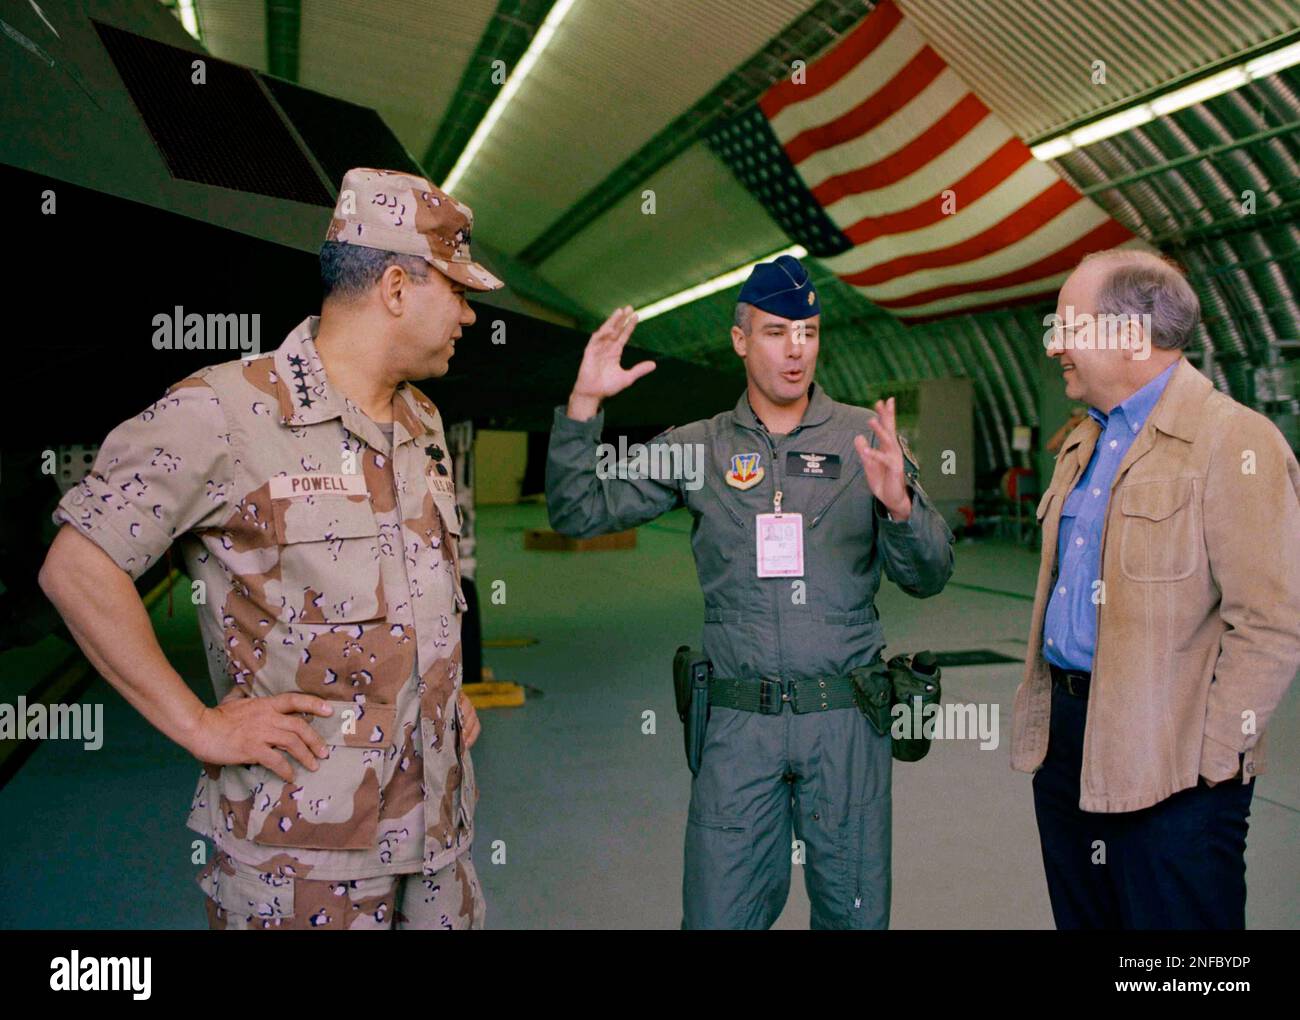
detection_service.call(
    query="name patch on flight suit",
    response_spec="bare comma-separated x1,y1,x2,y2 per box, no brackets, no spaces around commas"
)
269,474,369,498
786,452,841,478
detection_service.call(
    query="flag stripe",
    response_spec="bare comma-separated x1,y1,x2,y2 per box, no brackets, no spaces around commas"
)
892,236,1149,320
837,180,1085,287
835,156,1057,264
812,93,995,209
760,0,905,122
714,0,1134,322
767,13,925,144
836,205,1100,304
822,114,1012,225
893,286,1073,323
782,46,947,166
870,219,1137,310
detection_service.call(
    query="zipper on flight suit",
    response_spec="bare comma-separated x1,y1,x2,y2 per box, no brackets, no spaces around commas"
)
762,426,786,684
852,798,867,915
809,473,856,529
745,413,808,689
764,418,814,685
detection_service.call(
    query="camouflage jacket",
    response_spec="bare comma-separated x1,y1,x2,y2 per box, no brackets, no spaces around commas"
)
54,316,475,880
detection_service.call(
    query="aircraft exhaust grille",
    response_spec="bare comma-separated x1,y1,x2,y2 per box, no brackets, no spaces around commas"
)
260,76,424,189
93,21,333,207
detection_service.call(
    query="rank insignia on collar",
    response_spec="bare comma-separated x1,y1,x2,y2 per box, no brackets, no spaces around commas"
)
725,452,765,490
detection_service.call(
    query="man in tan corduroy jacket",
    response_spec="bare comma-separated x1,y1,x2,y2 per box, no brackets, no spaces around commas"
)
1012,248,1300,929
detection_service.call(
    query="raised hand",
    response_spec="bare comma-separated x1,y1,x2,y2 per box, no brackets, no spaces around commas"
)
853,397,912,521
567,305,655,421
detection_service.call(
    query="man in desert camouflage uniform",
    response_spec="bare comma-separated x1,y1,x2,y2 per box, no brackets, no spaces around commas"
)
39,168,501,929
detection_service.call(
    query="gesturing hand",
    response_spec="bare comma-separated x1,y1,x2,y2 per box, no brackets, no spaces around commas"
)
853,396,912,522
567,305,655,421
187,691,333,783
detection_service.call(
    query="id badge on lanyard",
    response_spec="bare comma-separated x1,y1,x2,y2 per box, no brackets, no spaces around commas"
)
756,489,804,578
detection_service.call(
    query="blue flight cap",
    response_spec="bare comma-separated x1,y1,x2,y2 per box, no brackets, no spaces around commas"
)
737,254,820,320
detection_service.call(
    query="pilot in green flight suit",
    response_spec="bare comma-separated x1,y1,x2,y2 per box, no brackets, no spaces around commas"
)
546,256,954,928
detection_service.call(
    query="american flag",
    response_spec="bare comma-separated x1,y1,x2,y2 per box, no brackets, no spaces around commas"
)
708,0,1137,321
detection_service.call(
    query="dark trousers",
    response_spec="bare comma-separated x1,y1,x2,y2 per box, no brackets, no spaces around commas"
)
1032,681,1255,929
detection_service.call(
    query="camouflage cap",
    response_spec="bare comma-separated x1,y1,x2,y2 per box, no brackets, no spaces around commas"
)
326,167,504,291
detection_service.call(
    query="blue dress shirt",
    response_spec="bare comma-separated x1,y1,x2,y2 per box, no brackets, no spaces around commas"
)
1043,361,1178,672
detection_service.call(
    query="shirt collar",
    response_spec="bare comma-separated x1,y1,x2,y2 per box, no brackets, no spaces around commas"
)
273,316,342,426
272,315,441,445
1088,360,1178,435
734,382,833,432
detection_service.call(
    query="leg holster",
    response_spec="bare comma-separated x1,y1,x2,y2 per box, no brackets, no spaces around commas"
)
673,646,712,775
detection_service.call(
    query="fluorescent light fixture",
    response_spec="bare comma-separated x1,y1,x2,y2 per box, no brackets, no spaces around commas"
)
1245,40,1300,78
1150,67,1247,115
442,0,578,194
1031,135,1074,162
634,245,808,322
1069,104,1154,148
1030,40,1300,161
176,0,199,39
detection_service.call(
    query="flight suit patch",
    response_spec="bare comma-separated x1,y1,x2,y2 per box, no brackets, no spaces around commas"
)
786,452,841,479
725,453,765,490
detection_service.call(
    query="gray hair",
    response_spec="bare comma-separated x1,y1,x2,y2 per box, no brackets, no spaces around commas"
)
1081,249,1200,350
734,301,754,334
320,240,431,302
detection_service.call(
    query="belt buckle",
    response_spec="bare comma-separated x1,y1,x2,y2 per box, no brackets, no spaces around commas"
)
787,678,819,714
1056,669,1086,697
758,678,787,715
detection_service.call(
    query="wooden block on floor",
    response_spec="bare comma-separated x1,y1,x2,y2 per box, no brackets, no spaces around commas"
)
464,681,526,709
524,528,637,551
467,681,518,696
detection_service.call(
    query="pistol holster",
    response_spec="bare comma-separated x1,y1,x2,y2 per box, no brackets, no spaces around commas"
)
673,646,712,776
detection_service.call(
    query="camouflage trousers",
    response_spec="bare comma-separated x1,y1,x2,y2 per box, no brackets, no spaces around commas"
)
198,850,486,930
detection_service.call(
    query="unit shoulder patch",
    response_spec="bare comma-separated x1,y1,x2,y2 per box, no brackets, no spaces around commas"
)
725,452,764,490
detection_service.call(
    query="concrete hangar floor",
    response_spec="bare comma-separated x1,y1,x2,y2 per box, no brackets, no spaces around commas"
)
1,503,1297,929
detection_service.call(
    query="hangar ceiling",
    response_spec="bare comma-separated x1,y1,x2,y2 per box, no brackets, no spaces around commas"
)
187,0,1300,473
897,0,1300,141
